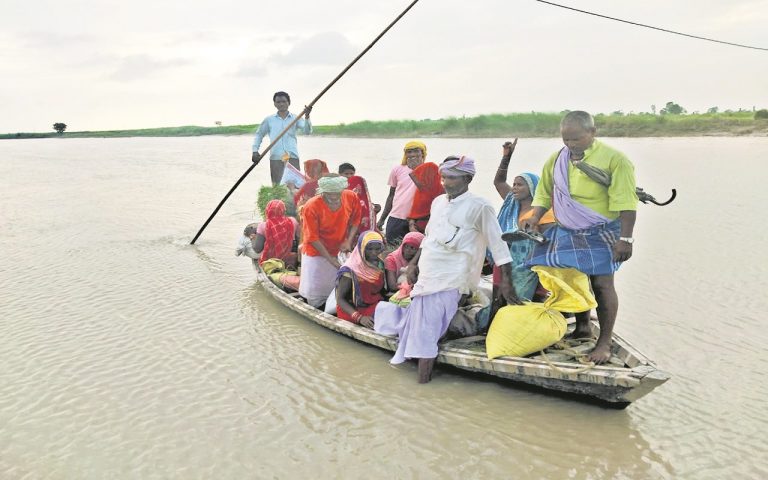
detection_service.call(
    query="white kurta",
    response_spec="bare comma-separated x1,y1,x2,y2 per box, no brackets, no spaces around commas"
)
412,191,511,297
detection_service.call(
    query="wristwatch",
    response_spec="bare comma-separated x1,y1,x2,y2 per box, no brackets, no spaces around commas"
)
619,236,634,244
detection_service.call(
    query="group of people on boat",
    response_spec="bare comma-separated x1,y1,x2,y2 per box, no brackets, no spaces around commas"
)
244,91,639,383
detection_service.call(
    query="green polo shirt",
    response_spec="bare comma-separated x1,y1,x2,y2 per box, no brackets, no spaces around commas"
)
532,139,638,220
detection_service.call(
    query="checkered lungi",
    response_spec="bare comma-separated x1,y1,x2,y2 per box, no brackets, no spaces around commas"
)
526,219,622,276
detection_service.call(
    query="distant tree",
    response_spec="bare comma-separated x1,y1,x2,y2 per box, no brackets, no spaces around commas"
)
660,101,686,115
651,104,656,115
611,110,624,116
53,122,67,134
215,121,222,127
755,109,768,120
707,106,719,114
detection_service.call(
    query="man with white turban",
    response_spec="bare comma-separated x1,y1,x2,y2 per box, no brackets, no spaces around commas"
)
374,155,521,383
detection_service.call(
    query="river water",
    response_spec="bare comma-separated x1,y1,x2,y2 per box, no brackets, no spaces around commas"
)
1,135,766,479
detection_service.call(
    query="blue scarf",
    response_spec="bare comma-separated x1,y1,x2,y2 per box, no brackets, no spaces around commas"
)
497,172,539,235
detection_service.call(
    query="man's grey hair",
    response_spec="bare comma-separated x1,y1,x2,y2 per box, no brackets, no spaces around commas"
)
561,110,595,131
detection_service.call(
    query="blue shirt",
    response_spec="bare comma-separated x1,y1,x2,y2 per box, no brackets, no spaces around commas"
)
252,112,312,160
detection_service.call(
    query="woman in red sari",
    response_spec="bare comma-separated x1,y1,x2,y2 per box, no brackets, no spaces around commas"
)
293,159,330,208
407,162,444,233
345,175,377,233
335,230,385,328
255,199,298,267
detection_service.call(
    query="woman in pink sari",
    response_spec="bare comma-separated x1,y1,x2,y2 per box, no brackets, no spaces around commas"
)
384,232,424,291
335,231,386,328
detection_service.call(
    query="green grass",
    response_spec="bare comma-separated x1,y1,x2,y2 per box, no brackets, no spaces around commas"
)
0,124,257,139
2,111,766,140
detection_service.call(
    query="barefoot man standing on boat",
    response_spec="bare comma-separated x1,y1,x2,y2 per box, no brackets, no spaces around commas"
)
521,111,638,364
375,155,521,383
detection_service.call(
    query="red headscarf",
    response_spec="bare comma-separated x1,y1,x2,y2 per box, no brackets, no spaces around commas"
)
408,162,444,220
293,159,330,207
345,175,376,232
260,200,296,264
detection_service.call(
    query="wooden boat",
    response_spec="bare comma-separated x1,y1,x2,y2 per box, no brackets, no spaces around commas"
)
254,262,669,407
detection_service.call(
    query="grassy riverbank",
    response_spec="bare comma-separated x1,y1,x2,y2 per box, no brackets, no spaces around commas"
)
3,111,766,139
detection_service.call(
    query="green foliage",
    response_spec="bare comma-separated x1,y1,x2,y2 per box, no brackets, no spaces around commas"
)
256,184,296,220
755,109,768,120
660,101,686,115
52,122,66,134
3,111,767,140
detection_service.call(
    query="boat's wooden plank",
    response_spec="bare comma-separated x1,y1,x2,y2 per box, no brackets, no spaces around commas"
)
439,346,642,388
438,348,642,389
440,335,486,346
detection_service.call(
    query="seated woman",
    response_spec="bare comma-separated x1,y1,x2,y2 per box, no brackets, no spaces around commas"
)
293,159,330,209
407,162,443,233
335,231,385,328
253,199,300,269
384,231,424,292
493,139,555,303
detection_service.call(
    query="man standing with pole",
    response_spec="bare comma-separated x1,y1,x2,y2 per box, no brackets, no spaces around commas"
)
190,0,421,245
252,91,312,185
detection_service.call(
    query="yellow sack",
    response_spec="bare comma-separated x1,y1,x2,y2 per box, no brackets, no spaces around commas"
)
532,266,597,313
261,258,286,275
486,267,597,359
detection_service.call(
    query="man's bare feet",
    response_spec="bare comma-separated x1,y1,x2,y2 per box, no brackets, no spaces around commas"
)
417,358,436,384
567,326,594,340
587,343,612,364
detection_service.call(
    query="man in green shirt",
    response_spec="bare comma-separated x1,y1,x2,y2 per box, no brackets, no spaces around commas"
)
521,111,638,364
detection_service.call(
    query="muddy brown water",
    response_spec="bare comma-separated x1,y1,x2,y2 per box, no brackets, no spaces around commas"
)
1,135,766,479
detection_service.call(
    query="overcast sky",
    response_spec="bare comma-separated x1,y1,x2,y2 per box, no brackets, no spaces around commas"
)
1,0,766,132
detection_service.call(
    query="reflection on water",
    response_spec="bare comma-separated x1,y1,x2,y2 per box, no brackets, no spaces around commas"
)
1,135,766,478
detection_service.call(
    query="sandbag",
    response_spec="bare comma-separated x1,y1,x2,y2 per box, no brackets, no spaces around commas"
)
485,267,597,359
486,303,567,359
531,266,597,313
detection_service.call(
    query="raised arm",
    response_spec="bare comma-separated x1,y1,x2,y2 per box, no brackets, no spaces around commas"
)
493,139,518,199
301,105,313,134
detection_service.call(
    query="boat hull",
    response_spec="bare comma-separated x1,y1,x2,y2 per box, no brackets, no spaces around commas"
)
254,262,669,406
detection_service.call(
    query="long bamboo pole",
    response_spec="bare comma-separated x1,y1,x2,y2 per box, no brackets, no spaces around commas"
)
191,0,421,245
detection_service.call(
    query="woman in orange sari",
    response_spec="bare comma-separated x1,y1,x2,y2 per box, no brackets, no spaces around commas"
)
407,162,444,233
293,159,330,208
